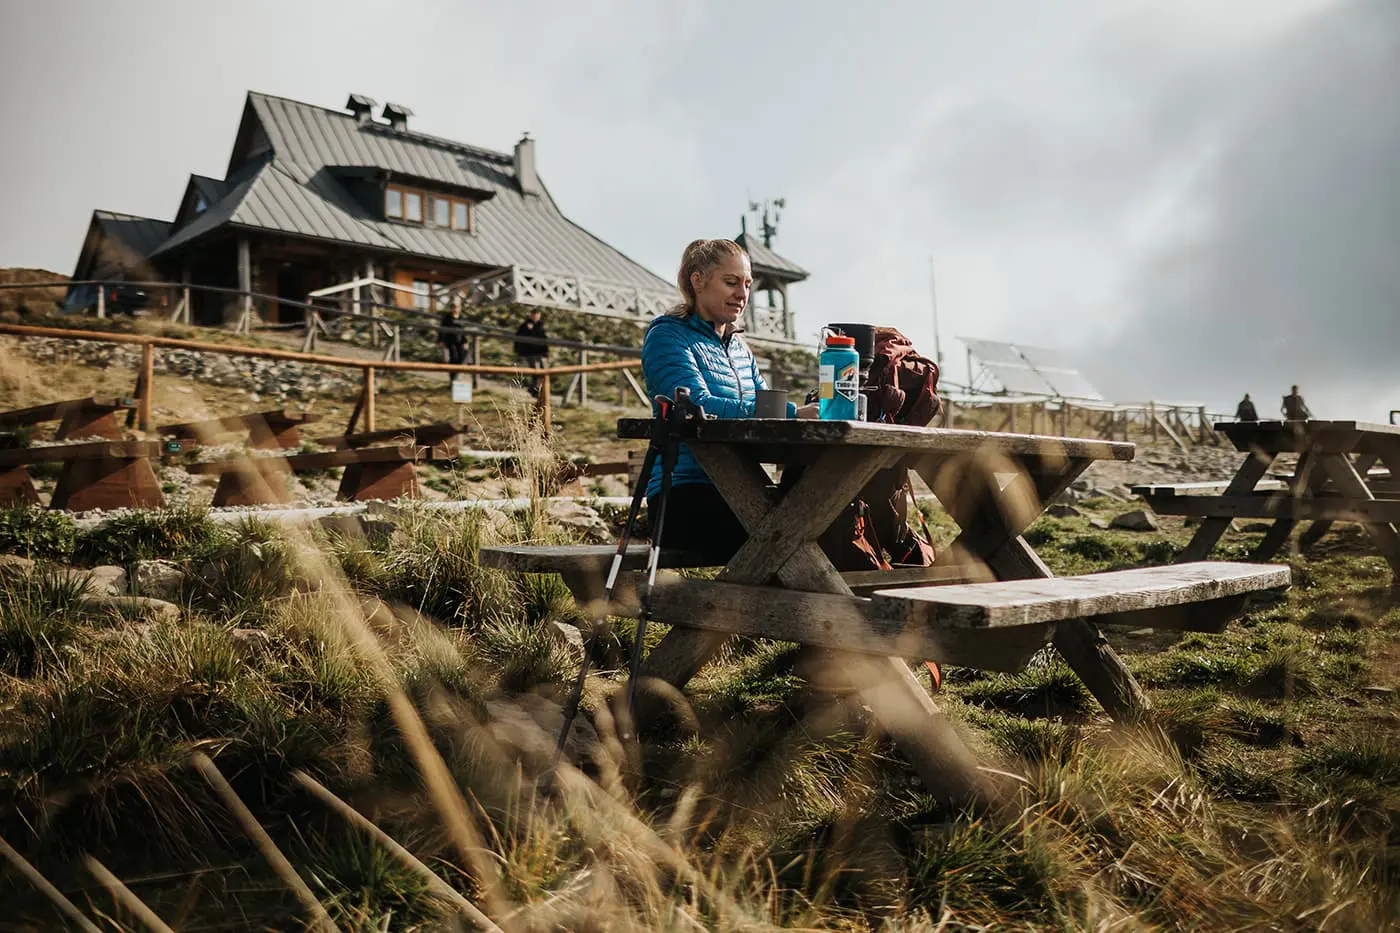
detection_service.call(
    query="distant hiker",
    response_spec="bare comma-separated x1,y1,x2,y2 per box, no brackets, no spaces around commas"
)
1282,385,1312,421
514,308,549,397
439,297,467,382
1235,393,1259,421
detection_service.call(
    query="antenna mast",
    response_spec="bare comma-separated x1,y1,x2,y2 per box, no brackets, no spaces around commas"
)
928,257,944,369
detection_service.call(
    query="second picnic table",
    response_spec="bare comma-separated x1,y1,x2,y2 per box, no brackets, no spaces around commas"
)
1137,419,1400,576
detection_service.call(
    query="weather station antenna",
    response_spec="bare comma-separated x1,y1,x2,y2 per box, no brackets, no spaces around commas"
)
928,256,944,370
746,198,786,247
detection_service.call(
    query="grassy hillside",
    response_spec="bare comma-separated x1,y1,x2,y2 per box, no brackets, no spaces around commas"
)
0,490,1395,930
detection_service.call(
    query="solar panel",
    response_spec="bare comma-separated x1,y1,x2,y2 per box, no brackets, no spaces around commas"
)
960,338,1105,401
1014,344,1105,400
961,338,1058,396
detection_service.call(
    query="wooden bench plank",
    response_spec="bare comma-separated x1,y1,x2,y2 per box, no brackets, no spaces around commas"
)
323,422,465,450
159,409,321,449
185,444,452,474
0,440,186,467
870,562,1290,629
0,396,136,427
644,575,1052,671
1131,479,1287,497
1142,495,1400,522
478,544,716,574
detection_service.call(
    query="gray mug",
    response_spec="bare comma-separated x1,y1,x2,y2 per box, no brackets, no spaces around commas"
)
755,388,789,419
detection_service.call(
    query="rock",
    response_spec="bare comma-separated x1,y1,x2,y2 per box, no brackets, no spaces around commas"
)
79,595,181,625
546,500,611,543
547,620,586,662
229,628,273,654
1089,516,1111,530
1089,486,1127,501
484,693,605,772
0,554,36,575
1046,504,1081,518
133,559,185,599
1110,510,1160,532
86,565,128,596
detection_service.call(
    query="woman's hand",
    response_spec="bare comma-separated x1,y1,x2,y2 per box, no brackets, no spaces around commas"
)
795,403,820,420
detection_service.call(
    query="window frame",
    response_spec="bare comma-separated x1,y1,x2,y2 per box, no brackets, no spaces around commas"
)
386,184,473,233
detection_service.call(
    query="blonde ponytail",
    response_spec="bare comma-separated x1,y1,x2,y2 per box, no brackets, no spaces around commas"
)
667,238,747,319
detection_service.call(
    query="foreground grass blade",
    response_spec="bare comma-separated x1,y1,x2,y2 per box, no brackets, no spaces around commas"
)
192,752,340,933
0,832,103,933
84,857,177,933
293,770,504,933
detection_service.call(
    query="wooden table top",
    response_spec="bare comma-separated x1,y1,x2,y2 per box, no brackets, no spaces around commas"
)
1214,420,1400,454
616,418,1135,462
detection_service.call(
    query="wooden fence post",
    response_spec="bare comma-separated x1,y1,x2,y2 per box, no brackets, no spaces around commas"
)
536,371,552,436
138,342,154,431
96,285,105,320
364,366,376,432
470,335,480,390
579,349,588,406
1149,401,1158,441
1197,405,1209,444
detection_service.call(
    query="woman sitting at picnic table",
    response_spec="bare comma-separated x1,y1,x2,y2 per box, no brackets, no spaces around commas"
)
641,238,816,560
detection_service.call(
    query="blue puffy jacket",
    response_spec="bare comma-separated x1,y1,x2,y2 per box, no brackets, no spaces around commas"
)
640,312,793,497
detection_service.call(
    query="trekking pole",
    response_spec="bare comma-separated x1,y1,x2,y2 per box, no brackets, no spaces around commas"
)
551,391,677,766
624,388,703,723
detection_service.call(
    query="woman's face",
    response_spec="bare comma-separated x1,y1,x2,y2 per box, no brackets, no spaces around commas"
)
692,253,752,328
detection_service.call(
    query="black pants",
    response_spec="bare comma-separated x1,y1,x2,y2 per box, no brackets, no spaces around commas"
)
648,483,748,565
444,341,466,365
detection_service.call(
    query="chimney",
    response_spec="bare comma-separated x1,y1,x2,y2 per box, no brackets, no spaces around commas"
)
345,93,377,125
382,102,413,132
514,132,541,196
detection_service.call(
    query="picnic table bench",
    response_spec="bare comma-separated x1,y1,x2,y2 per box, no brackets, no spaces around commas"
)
321,422,467,452
1139,420,1400,573
0,439,189,511
0,396,136,441
158,409,321,449
482,418,1290,807
187,443,458,506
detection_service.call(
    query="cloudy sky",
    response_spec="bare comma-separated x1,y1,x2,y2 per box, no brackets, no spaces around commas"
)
1,0,1395,416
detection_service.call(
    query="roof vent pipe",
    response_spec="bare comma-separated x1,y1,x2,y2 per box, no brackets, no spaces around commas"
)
346,94,377,125
382,102,413,132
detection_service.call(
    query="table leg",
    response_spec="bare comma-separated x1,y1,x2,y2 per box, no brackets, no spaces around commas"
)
915,454,1152,722
1300,452,1379,552
641,445,892,688
1251,451,1319,560
1318,453,1400,576
641,443,993,808
1178,450,1275,562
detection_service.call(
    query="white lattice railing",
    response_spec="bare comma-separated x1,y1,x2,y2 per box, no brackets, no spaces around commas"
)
460,265,798,342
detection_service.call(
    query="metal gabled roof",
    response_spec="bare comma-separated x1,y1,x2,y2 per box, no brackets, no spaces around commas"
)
736,232,808,280
149,91,672,297
153,160,400,257
93,211,172,259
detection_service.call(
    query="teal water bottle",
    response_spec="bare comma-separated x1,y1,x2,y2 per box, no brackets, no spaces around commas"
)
818,333,860,420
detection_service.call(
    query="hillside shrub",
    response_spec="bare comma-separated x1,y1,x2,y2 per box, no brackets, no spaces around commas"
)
0,505,76,560
76,506,225,565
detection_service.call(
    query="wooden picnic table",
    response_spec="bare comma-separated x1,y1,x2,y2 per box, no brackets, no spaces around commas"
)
1144,420,1400,573
484,418,1288,808
620,418,1145,803
0,439,189,511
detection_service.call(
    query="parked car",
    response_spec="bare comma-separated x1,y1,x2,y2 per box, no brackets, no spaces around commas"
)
62,283,151,316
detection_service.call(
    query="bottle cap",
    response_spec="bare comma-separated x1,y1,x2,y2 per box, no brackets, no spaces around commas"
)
825,335,855,347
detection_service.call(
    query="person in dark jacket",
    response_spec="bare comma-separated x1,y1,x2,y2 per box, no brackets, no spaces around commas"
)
641,238,813,561
1235,393,1259,421
1282,385,1312,420
438,297,467,383
514,309,548,397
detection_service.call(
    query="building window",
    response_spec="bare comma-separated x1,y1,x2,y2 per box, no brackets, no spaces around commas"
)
412,279,430,310
386,184,472,232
